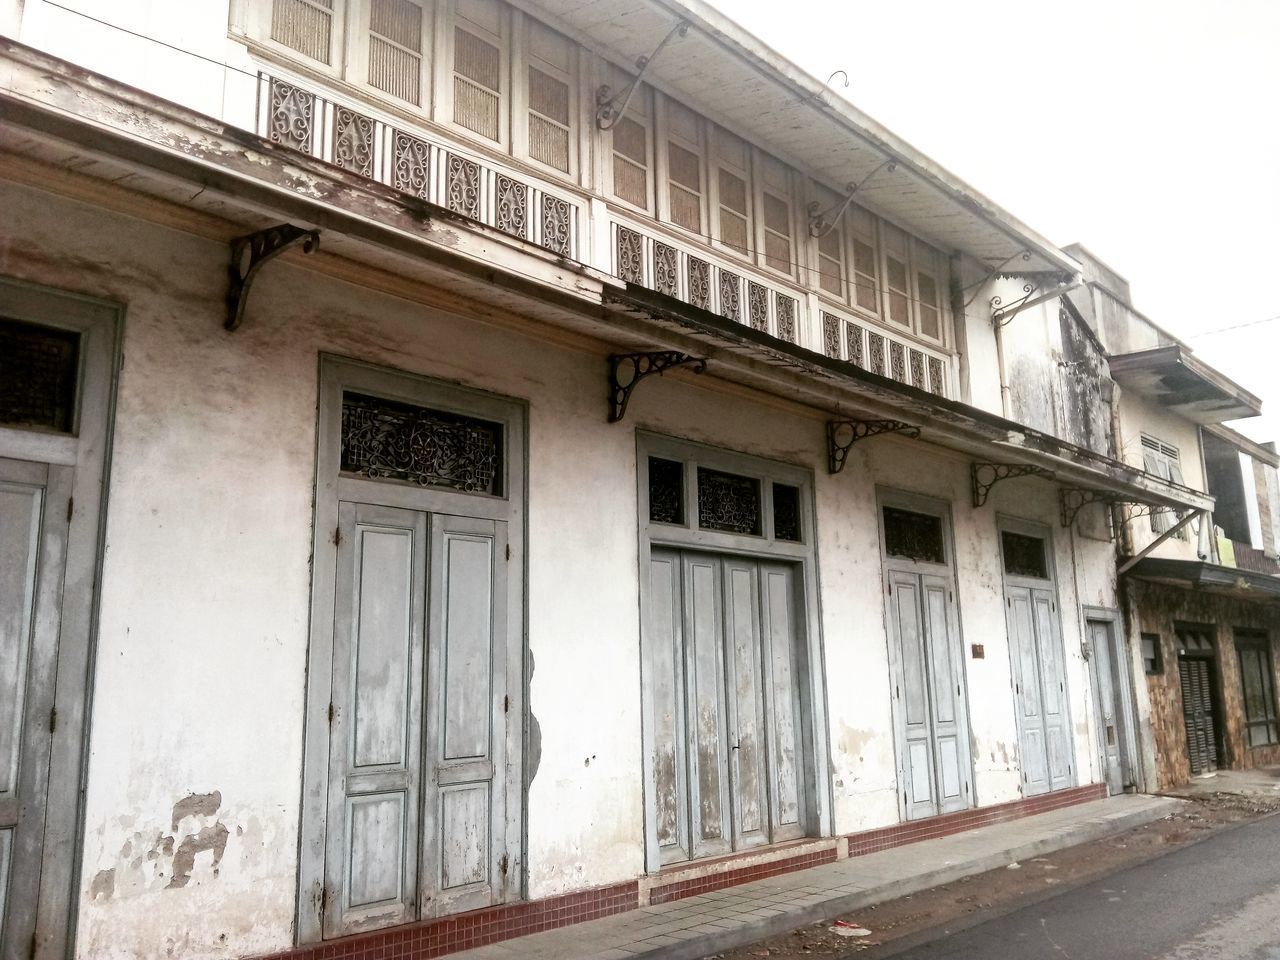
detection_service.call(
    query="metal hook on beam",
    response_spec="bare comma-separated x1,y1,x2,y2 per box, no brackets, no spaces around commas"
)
596,20,691,130
808,158,897,238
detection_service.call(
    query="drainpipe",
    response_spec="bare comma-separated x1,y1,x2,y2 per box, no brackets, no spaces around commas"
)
991,279,1084,420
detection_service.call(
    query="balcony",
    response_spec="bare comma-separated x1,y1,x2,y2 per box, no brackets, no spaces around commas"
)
253,70,954,400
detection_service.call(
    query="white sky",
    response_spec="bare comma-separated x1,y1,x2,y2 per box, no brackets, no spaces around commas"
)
717,0,1280,443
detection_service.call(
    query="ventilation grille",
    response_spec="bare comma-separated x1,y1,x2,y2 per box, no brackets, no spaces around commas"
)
369,0,422,104
271,0,333,63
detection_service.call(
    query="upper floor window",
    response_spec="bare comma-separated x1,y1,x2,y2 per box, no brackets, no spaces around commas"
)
662,99,705,234
261,0,431,108
1142,435,1188,538
248,0,580,180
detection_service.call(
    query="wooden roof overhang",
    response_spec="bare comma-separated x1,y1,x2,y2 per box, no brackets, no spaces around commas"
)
1109,345,1262,424
0,40,1208,517
1122,557,1280,602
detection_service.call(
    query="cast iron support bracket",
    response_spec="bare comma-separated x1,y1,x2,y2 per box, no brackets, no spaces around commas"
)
971,462,1055,508
225,224,320,331
827,419,920,474
1059,488,1117,528
608,351,706,423
595,20,690,130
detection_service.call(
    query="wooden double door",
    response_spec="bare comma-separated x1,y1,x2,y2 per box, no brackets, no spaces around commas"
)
1179,655,1220,776
646,550,808,864
1005,585,1073,795
886,568,972,820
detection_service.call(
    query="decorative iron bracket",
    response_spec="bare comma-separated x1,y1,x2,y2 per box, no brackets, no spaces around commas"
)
1059,488,1117,528
962,251,1031,308
971,462,1055,508
595,20,690,130
990,282,1039,329
608,351,706,423
808,159,897,238
225,224,320,331
827,419,920,474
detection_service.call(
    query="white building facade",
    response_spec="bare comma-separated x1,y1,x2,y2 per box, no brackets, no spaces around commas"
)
0,2,1218,958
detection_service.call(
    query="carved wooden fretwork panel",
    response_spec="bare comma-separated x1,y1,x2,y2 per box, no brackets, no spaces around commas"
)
268,77,316,153
867,331,886,376
654,242,679,297
688,258,711,310
334,105,375,177
541,195,572,255
340,392,502,495
890,341,907,383
697,467,761,536
495,174,528,239
617,226,644,283
822,312,841,359
928,357,945,396
445,153,481,219
775,295,796,343
845,322,864,368
719,271,742,322
748,282,768,332
909,350,926,390
392,131,431,199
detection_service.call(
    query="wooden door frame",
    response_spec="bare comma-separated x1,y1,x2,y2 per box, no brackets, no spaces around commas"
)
997,514,1077,795
296,355,527,945
877,487,974,822
1082,607,1140,794
0,277,121,960
635,432,830,874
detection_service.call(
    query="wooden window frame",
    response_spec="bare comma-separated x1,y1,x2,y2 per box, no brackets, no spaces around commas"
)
1141,435,1188,539
708,125,753,262
848,204,881,320
355,0,433,109
248,0,350,74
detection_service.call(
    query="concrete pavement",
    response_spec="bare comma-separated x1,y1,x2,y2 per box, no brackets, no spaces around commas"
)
451,794,1183,960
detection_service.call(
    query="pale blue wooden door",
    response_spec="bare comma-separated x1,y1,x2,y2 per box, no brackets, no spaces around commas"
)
0,458,70,956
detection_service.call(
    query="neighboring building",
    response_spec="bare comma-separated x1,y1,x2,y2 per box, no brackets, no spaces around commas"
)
1066,245,1280,790
0,3,1236,959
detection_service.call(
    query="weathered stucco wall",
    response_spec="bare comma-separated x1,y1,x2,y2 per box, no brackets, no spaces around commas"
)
1,179,1116,958
1129,580,1280,790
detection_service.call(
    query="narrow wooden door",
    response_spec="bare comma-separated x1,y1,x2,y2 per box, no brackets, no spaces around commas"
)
889,569,969,820
1088,620,1124,795
324,504,508,937
0,458,70,956
1007,586,1072,796
1180,658,1219,775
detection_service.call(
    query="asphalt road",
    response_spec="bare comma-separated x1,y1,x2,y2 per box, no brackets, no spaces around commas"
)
881,813,1280,960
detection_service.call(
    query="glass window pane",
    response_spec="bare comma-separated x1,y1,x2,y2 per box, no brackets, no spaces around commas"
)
697,467,761,535
883,507,945,563
773,483,801,542
648,457,684,525
1002,531,1049,579
0,317,80,433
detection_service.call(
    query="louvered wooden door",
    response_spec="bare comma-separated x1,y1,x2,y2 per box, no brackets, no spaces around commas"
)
1179,657,1219,776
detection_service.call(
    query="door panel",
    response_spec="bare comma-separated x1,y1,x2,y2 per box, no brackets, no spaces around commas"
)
326,503,426,937
646,550,690,863
1088,621,1124,794
1033,589,1072,791
423,515,507,917
889,572,936,819
1180,658,1218,775
760,563,805,840
722,559,767,850
922,575,966,812
1,458,70,959
1007,586,1049,795
683,554,731,859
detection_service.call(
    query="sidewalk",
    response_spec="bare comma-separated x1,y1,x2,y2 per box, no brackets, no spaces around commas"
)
455,794,1182,960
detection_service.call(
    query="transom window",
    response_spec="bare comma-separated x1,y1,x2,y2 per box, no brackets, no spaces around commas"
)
882,506,945,564
1236,631,1279,747
645,453,806,544
340,391,503,494
1001,530,1049,579
0,317,80,434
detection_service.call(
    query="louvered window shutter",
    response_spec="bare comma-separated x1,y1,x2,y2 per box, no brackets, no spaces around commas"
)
664,100,703,233
759,154,792,275
883,222,911,327
368,0,424,105
915,242,943,341
851,207,879,315
525,20,574,173
272,0,336,63
612,115,649,207
714,128,750,255
453,3,504,142
816,213,843,297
